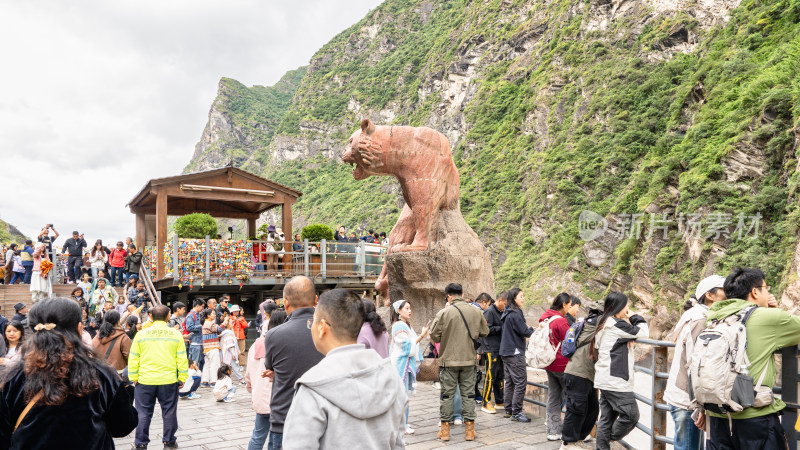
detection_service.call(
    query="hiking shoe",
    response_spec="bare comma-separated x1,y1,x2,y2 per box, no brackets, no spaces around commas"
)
481,404,497,414
187,393,201,400
133,445,147,450
547,434,562,441
503,411,512,418
453,418,463,425
560,443,583,450
511,413,531,423
163,442,178,449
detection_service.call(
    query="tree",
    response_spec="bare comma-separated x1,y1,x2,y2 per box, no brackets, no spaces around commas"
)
175,213,218,239
301,224,334,242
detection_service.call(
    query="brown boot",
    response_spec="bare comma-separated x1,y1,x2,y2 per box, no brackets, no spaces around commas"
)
437,421,450,441
465,420,476,441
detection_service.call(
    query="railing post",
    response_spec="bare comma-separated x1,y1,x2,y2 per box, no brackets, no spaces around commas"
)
303,239,310,277
782,346,798,450
172,235,179,279
652,345,668,450
205,235,210,280
320,239,327,280
359,241,366,277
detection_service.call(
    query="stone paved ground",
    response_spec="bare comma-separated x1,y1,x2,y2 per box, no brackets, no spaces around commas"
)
114,379,595,449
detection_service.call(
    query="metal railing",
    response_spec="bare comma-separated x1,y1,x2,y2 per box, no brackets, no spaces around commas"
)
524,339,800,450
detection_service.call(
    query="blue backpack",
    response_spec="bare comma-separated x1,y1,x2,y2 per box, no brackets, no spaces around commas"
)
561,319,586,358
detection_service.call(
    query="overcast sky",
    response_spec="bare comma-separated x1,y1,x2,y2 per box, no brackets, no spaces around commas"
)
0,0,382,245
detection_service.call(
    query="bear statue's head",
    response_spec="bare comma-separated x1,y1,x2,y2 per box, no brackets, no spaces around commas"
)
343,118,385,180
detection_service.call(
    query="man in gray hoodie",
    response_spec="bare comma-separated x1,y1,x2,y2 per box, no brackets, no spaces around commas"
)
283,288,407,450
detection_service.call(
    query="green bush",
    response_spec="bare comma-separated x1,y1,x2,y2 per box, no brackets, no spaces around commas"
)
175,213,218,239
301,224,335,242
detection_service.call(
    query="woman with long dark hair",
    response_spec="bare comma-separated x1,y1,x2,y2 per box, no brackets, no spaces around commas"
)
357,299,389,358
539,292,574,440
0,297,137,448
592,292,649,450
499,288,534,422
389,300,429,435
91,310,132,373
89,241,108,280
0,321,25,366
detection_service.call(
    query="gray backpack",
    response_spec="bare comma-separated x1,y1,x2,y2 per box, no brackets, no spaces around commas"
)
688,305,772,414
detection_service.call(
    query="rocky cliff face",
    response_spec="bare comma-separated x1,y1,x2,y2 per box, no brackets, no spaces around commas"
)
0,218,28,244
186,0,800,336
185,68,305,174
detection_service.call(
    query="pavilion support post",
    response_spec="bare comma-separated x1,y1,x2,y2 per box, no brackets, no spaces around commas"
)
205,235,211,281
247,216,257,240
135,212,146,251
281,201,292,252
156,188,167,280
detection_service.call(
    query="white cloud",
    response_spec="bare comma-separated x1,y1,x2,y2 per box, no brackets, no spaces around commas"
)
0,0,382,244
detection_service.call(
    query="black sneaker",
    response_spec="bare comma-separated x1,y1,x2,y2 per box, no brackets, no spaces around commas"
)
163,442,178,449
511,413,531,423
503,411,512,418
133,445,147,450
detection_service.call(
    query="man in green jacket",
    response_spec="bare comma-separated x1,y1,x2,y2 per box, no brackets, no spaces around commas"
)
430,283,489,442
129,304,189,449
704,267,800,449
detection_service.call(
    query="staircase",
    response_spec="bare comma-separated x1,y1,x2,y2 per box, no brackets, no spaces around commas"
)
0,283,126,316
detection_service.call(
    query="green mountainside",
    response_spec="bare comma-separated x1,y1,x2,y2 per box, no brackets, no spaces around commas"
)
184,67,306,173
0,218,28,244
188,0,800,329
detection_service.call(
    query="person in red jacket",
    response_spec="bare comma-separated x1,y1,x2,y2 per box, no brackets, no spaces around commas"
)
229,305,249,366
108,241,128,287
539,293,574,441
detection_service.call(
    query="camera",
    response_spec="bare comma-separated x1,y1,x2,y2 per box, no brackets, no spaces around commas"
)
47,224,53,228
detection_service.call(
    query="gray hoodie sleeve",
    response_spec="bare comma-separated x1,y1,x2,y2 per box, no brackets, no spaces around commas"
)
283,386,326,449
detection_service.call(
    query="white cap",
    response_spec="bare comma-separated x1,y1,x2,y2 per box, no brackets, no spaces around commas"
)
694,275,726,301
229,305,241,313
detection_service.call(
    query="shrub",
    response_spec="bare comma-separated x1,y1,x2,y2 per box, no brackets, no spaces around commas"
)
175,213,218,239
301,224,335,242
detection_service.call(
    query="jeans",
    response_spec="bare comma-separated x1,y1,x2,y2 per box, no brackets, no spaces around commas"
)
454,386,463,421
109,266,124,286
670,405,702,450
248,413,270,450
562,373,599,443
23,264,33,284
545,370,565,436
66,255,82,282
188,344,204,368
596,390,639,450
481,352,504,405
9,271,25,284
134,382,179,446
267,431,282,450
502,355,527,415
178,377,201,398
439,365,477,422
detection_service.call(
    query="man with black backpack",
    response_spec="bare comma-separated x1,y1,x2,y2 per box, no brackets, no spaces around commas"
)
698,267,800,449
429,283,489,442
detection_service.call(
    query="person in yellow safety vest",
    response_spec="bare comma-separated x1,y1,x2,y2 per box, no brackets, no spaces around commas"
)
128,305,188,449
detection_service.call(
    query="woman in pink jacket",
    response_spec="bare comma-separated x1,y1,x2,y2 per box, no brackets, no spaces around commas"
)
246,309,287,449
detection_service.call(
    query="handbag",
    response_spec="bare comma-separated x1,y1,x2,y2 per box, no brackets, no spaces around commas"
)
417,342,440,382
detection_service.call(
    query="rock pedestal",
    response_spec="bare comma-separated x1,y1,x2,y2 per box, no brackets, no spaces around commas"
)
386,210,495,330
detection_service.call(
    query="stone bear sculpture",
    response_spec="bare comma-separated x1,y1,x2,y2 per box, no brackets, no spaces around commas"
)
342,118,460,296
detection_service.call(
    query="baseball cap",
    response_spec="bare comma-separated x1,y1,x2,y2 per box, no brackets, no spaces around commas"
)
695,275,726,301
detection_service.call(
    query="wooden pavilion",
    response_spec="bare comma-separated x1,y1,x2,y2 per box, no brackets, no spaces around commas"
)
126,165,302,279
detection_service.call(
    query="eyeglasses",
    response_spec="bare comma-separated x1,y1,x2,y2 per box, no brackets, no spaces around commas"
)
761,284,771,291
307,318,328,329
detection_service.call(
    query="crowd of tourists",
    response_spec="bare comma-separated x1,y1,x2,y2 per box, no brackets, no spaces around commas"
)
0,225,144,303
0,265,798,449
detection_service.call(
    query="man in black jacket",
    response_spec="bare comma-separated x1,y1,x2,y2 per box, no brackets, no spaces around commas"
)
481,292,506,413
262,276,324,450
125,244,143,281
62,231,87,283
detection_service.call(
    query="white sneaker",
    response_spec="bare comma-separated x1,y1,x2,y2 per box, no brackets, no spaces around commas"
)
584,435,594,442
431,382,441,390
547,434,562,441
453,419,463,425
405,427,415,435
